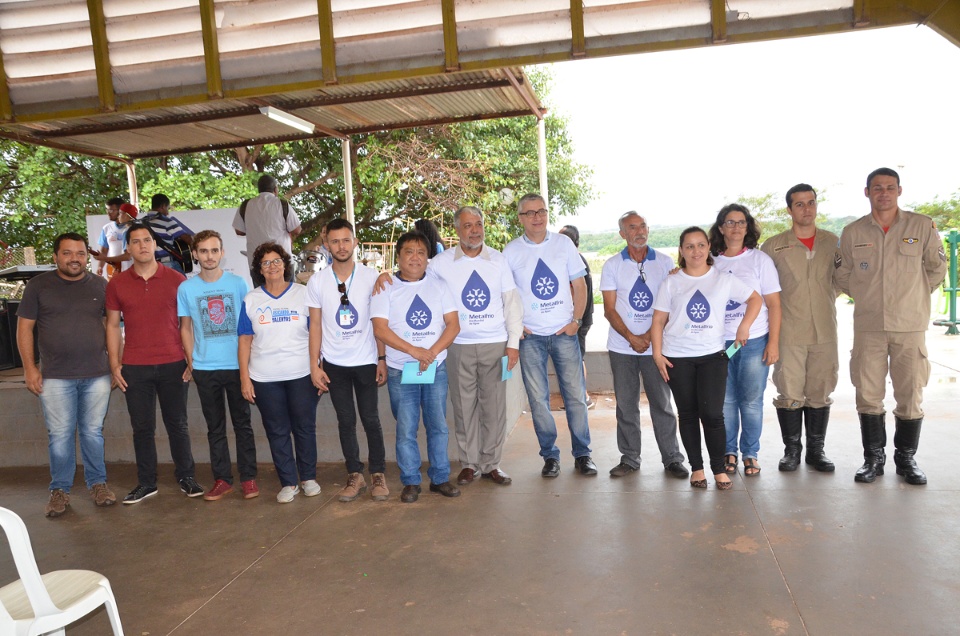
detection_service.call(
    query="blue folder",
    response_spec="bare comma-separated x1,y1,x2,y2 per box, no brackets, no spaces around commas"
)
501,355,513,381
401,361,437,384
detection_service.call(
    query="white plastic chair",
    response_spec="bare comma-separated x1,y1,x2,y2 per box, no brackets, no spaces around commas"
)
0,507,123,635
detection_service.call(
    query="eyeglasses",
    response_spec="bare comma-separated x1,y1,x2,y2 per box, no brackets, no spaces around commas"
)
519,208,548,218
636,260,646,283
337,281,349,306
260,258,284,269
722,219,748,228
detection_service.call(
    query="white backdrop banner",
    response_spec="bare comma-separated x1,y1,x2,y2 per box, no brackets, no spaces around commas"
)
86,208,253,289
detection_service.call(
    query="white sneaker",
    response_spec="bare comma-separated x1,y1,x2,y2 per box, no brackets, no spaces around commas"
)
301,480,321,497
276,485,300,503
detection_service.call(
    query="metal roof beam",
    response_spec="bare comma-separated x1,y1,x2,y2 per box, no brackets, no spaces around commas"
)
199,0,223,98
710,0,727,43
571,0,586,57
0,45,11,121
317,0,338,84
923,0,960,48
503,70,544,120
86,0,115,112
441,0,460,71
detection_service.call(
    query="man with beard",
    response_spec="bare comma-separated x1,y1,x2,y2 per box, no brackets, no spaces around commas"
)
307,218,390,502
18,233,117,517
178,229,259,501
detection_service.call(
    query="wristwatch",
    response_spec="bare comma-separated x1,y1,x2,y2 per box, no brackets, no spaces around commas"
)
574,318,583,327
378,355,386,361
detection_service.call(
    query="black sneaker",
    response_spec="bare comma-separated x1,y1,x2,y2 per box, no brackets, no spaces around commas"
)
179,477,204,498
122,485,158,505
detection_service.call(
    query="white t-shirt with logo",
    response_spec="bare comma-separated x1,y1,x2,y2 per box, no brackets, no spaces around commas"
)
305,263,379,367
237,283,310,382
599,247,674,356
503,232,586,335
428,245,516,344
369,276,458,370
98,221,132,272
652,267,755,358
713,248,781,340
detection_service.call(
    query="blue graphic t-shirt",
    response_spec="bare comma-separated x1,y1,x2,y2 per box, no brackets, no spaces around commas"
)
369,275,458,370
177,272,249,370
652,267,755,357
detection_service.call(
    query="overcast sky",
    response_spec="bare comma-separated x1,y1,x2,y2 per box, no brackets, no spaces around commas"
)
542,25,960,233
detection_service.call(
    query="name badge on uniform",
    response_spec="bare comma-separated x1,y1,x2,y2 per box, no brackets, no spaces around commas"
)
339,308,354,326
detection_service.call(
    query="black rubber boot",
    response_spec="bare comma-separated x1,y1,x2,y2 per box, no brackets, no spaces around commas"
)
776,408,803,472
854,413,886,483
803,406,835,472
894,417,927,485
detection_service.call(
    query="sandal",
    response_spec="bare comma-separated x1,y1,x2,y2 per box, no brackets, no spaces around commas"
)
716,479,733,491
724,454,738,474
743,458,761,476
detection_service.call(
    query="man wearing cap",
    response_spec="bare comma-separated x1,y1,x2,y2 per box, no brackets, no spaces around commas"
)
600,211,688,479
835,167,946,485
92,201,136,276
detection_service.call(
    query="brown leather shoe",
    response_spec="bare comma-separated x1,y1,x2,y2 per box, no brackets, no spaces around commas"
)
481,469,513,485
428,481,461,497
400,484,421,503
457,468,476,485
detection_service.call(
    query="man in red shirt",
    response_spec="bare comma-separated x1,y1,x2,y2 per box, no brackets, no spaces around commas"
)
106,223,203,504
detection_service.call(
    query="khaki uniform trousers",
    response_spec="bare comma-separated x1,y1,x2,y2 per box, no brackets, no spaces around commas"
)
447,341,509,474
850,330,930,419
771,341,839,410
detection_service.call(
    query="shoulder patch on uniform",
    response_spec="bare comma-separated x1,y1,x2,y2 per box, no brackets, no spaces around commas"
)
940,245,947,262
902,237,919,244
834,252,842,269
773,245,793,253
853,243,874,249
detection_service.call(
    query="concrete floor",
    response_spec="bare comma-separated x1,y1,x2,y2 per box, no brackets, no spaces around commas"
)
2,309,959,635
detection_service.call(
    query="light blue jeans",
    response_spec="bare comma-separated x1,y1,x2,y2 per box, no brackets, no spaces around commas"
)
724,334,770,460
518,333,592,461
38,375,112,492
387,362,450,486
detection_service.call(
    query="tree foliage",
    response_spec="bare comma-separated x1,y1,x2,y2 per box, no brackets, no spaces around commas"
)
0,68,593,258
912,190,960,230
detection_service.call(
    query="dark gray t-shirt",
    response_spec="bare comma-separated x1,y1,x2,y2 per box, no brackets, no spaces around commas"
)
18,271,109,379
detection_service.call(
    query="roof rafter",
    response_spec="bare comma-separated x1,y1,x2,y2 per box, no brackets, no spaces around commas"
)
85,0,115,112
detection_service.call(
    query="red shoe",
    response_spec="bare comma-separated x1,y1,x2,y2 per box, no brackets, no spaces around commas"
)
204,479,234,501
241,480,260,499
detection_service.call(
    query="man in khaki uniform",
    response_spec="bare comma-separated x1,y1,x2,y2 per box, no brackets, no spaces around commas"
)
835,167,946,485
761,184,839,473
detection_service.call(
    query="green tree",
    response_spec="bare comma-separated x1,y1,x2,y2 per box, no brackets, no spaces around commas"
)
912,190,960,230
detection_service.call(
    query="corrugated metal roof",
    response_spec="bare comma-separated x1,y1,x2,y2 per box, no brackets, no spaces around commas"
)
0,0,954,158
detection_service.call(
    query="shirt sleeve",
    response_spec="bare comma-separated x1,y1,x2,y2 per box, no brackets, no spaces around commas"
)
176,283,190,317
370,287,390,319
560,234,586,278
729,274,756,303
924,220,948,292
599,257,617,292
232,208,245,233
237,300,254,336
17,278,40,321
170,216,194,238
440,285,458,314
755,251,782,295
304,272,322,309
286,205,301,233
98,226,109,250
105,278,121,312
652,278,673,313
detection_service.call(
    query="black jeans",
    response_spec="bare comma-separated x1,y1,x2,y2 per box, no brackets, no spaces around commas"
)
193,369,257,484
665,351,728,475
323,361,386,474
121,360,196,488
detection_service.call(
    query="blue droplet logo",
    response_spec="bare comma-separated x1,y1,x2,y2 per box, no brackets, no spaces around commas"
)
461,270,491,312
686,290,711,323
530,259,559,300
339,301,359,329
628,277,653,311
725,299,741,311
406,294,433,330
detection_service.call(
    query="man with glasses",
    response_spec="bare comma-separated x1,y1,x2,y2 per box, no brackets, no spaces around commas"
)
600,212,688,479
503,193,596,477
761,184,839,473
835,168,946,485
307,218,390,502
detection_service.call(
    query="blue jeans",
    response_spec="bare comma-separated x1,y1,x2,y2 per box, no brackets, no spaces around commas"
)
724,334,770,459
387,363,450,486
518,333,591,461
252,375,319,488
39,375,112,492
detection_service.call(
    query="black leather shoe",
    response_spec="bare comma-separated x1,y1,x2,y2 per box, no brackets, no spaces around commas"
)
665,462,689,479
574,456,598,476
609,462,638,478
400,484,421,503
429,481,461,497
541,458,561,478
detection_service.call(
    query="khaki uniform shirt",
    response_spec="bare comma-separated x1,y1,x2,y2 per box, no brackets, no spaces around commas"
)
761,228,839,346
835,209,946,332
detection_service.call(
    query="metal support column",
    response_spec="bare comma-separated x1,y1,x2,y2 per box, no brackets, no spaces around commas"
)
537,117,548,205
933,229,959,335
125,161,138,207
341,138,354,225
